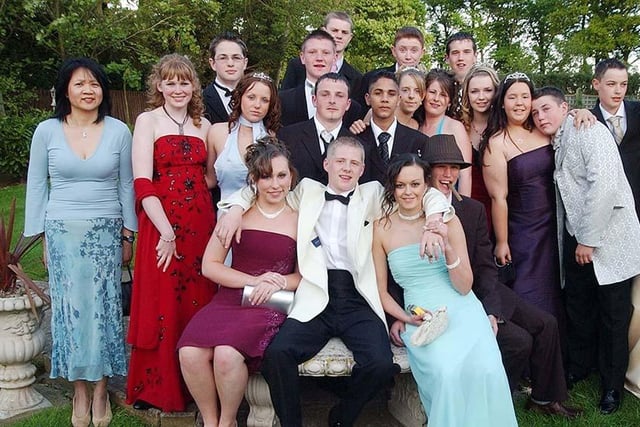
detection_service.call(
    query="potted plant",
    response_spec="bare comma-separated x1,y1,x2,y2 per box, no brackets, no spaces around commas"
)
0,198,51,420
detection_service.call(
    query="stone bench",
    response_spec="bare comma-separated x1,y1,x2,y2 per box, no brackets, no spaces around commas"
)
244,337,426,427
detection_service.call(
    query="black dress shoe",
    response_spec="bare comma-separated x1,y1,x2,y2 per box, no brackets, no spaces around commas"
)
132,399,157,410
525,399,583,419
599,389,621,415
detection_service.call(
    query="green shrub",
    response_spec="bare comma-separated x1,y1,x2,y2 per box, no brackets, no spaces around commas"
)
0,110,50,181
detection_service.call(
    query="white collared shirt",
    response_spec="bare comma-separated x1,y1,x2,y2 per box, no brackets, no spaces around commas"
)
314,116,342,154
315,185,354,273
335,56,344,73
600,103,627,134
370,119,398,157
214,78,234,114
305,79,316,119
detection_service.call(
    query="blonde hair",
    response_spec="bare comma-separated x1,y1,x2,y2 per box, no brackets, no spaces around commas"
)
396,67,427,98
460,64,499,132
146,53,204,127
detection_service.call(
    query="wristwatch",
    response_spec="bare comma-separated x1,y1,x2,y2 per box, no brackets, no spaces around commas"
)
122,235,135,244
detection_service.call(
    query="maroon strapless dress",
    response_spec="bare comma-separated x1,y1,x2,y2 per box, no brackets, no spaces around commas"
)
178,229,297,373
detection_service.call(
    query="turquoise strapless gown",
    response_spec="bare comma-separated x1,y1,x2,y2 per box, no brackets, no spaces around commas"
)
388,244,518,427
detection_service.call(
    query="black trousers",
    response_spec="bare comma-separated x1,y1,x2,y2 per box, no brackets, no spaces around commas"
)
563,230,632,391
261,270,397,427
497,297,568,402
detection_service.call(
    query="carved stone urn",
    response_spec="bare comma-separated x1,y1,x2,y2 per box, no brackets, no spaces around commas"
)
0,293,51,419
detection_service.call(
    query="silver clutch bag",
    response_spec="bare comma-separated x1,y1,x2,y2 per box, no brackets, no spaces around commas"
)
410,306,448,346
241,285,295,315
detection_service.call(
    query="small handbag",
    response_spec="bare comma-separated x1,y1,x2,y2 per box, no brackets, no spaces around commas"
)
410,306,448,346
241,285,295,315
121,265,133,316
494,258,516,285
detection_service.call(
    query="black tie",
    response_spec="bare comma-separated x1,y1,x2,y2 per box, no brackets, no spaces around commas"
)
324,190,353,205
378,132,391,165
320,130,334,155
214,81,232,97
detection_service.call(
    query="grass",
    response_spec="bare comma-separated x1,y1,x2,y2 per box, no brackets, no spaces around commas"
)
7,405,150,427
3,184,640,426
514,375,640,426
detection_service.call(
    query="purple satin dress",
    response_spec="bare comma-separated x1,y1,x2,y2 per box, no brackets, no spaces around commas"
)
507,145,564,321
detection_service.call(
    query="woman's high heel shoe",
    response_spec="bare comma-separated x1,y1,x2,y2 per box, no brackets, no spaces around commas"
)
92,394,113,427
71,395,91,427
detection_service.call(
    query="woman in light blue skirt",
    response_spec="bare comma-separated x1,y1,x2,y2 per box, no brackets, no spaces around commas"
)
25,57,137,427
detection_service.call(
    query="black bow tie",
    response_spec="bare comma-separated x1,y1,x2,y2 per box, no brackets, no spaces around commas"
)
214,81,232,97
324,190,353,205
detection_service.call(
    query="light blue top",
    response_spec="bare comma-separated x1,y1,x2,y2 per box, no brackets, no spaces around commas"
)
214,117,267,200
435,116,445,134
24,116,137,236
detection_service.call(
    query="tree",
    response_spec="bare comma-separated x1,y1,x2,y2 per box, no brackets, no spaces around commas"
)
349,0,427,71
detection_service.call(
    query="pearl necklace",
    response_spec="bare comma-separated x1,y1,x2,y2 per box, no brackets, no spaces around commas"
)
398,210,424,221
256,202,286,219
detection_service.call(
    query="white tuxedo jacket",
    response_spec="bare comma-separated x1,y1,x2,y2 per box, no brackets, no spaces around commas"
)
554,116,640,285
221,178,453,324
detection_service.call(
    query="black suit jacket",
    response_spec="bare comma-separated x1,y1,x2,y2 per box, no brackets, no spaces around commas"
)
358,122,426,184
354,64,396,116
279,56,363,95
592,100,640,217
202,82,230,124
277,119,355,185
279,85,362,128
452,196,521,321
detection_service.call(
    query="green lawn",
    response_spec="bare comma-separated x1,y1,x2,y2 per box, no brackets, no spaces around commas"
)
7,405,149,427
2,183,640,426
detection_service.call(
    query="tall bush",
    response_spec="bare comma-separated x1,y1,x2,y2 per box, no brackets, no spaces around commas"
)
0,110,50,182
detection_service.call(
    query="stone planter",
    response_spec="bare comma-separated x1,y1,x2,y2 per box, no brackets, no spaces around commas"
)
0,292,51,419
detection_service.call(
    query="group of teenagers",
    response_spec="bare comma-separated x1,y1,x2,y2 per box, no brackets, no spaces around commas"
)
22,8,640,427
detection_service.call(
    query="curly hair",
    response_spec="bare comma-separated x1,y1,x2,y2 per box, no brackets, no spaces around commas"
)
228,72,281,134
380,153,431,226
244,136,298,189
459,64,499,132
145,53,204,127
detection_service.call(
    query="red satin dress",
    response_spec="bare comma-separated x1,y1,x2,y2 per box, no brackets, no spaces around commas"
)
126,135,216,411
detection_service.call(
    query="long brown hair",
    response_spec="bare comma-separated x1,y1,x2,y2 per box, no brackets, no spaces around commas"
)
459,65,499,132
381,153,431,226
145,53,204,127
228,72,281,133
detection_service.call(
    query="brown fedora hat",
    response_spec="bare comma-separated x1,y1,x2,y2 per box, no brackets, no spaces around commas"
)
422,134,471,169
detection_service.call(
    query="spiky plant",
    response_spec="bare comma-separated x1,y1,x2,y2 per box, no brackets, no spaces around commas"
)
0,198,50,318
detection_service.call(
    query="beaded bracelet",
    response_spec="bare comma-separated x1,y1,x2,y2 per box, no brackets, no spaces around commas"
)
446,256,461,270
159,234,176,243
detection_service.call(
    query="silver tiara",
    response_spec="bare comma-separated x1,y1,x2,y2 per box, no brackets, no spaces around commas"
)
252,72,273,82
504,71,529,82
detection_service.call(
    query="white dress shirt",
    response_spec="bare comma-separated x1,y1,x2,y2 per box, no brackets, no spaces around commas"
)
305,79,316,119
600,103,627,134
370,118,398,157
314,117,342,155
315,186,354,273
214,78,233,114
